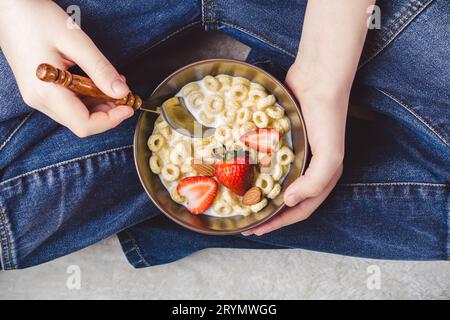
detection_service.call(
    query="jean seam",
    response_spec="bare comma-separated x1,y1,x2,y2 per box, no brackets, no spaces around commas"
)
359,0,433,70
338,182,449,188
201,0,206,25
0,144,133,187
0,207,14,270
0,112,33,153
377,0,421,41
375,87,449,147
123,230,151,268
218,21,296,58
212,0,218,31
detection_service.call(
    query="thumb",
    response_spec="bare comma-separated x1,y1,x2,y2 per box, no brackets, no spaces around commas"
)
284,153,342,207
58,31,129,99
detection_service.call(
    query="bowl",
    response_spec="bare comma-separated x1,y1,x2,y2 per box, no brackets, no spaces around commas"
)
134,59,308,235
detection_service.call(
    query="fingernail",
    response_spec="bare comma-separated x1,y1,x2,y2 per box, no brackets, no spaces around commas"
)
242,231,252,236
111,79,129,96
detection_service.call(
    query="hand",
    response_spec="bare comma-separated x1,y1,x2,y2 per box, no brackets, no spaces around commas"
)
0,0,134,137
242,0,371,236
242,63,346,236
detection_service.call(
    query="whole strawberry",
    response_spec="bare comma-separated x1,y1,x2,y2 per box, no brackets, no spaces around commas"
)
214,154,254,196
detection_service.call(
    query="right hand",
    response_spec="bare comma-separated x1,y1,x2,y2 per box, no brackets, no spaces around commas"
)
0,0,134,137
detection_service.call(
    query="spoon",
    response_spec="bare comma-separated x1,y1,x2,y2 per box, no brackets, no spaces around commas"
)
35,63,215,138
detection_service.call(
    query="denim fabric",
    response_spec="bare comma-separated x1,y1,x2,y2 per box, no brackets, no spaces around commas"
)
0,0,448,270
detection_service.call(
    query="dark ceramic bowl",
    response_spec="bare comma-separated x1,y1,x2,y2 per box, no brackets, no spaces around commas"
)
134,59,307,235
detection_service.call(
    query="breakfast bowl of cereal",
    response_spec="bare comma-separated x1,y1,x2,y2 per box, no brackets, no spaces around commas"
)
134,59,307,235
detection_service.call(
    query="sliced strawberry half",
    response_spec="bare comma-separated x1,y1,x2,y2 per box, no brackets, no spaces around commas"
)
240,128,280,154
177,176,218,215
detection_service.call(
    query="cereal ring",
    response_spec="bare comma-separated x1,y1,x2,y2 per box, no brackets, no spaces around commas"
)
220,108,236,124
230,84,249,102
255,174,275,195
239,122,257,135
161,164,180,182
214,201,232,216
147,134,165,152
203,75,221,92
199,111,215,125
216,74,232,87
214,125,232,144
175,140,192,157
170,148,187,165
273,117,291,134
250,198,268,213
158,126,172,140
225,99,241,110
252,111,270,128
181,82,201,97
277,146,295,165
149,155,163,174
170,187,185,204
242,99,257,109
219,86,230,96
155,118,169,130
257,94,276,110
250,82,266,91
223,189,238,206
187,91,204,109
271,164,284,181
267,183,282,199
204,94,225,114
233,77,250,87
248,88,268,103
265,105,285,119
233,205,252,216
236,107,252,124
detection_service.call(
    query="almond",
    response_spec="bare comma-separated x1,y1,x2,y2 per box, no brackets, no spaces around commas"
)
242,186,262,205
191,160,215,177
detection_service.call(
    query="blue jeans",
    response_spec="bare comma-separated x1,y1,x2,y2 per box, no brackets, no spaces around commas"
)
0,0,448,270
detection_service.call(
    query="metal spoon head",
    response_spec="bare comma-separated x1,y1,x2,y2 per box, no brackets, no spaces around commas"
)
160,97,215,139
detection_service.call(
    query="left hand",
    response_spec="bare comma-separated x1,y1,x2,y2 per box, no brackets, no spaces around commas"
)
242,62,346,236
241,0,372,236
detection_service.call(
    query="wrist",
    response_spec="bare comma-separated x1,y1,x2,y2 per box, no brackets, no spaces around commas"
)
286,61,352,107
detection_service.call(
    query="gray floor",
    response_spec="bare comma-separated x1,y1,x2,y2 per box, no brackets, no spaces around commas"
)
2,236,450,299
1,33,449,300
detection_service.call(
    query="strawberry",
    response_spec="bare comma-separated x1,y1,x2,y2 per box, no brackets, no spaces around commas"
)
177,176,218,215
214,156,254,196
240,128,280,154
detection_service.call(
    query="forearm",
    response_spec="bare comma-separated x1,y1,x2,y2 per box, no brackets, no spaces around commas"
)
294,0,375,98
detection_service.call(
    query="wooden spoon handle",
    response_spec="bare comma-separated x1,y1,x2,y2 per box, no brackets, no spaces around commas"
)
36,63,142,110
